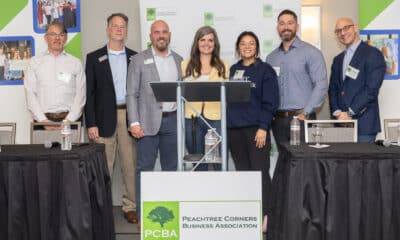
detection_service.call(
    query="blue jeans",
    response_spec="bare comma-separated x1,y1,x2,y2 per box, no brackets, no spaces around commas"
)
185,117,221,171
358,134,376,143
136,113,177,216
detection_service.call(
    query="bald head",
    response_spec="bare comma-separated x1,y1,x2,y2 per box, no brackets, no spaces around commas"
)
335,18,355,29
149,20,171,55
334,17,359,48
151,20,169,32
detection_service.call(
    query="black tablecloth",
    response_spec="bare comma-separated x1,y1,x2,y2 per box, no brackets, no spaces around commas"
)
270,143,400,240
0,144,115,240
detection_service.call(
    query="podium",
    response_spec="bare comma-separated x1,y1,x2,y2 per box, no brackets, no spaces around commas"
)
150,81,251,171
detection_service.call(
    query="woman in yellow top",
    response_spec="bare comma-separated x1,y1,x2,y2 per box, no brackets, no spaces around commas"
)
181,26,229,170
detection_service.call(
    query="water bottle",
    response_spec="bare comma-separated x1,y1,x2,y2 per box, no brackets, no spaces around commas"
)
290,116,301,145
204,128,219,162
61,120,72,151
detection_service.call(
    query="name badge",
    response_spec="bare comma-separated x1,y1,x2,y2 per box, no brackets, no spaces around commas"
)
345,65,359,80
58,72,72,83
144,58,154,65
233,70,244,80
273,67,280,76
98,55,108,62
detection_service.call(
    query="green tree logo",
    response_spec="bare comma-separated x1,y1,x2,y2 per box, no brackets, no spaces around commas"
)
204,12,214,26
147,8,156,21
263,4,273,17
147,206,174,227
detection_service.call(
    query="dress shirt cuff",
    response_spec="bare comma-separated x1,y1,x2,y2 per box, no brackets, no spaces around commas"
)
333,110,342,117
130,122,140,128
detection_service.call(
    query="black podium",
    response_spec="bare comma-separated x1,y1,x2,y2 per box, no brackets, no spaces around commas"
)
150,80,251,171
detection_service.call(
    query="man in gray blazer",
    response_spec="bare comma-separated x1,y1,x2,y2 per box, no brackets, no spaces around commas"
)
126,19,183,224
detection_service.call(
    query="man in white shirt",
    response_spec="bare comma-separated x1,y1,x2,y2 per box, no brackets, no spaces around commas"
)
24,21,86,124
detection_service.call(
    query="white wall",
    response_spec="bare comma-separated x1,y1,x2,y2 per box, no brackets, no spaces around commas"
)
80,0,141,64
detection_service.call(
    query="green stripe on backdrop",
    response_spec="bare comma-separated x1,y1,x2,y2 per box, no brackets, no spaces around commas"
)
359,0,393,29
0,0,28,31
65,33,82,60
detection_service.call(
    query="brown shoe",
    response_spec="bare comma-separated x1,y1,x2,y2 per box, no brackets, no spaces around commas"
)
124,211,138,223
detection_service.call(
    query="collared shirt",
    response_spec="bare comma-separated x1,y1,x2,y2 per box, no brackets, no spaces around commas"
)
108,46,127,105
24,51,86,121
151,47,178,112
266,37,328,114
342,40,361,79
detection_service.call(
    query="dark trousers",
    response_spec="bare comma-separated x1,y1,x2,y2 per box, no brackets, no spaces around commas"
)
358,134,377,143
269,113,316,231
271,113,316,145
228,126,272,215
135,113,178,216
271,113,316,181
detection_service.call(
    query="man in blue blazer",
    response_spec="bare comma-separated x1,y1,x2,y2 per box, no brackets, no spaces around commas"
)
85,13,138,223
126,20,183,225
329,18,386,142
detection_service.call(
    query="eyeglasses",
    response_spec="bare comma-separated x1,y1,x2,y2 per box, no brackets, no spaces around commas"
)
334,24,354,35
46,32,66,38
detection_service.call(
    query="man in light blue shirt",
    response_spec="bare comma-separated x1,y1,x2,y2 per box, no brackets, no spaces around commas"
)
266,9,328,144
84,13,138,224
108,48,128,105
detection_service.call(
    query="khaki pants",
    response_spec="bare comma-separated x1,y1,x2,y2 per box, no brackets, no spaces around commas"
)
95,108,137,212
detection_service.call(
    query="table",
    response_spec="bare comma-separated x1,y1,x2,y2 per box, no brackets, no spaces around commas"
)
0,143,115,240
269,143,400,240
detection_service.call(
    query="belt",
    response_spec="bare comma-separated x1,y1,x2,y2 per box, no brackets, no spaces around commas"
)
275,110,300,118
116,104,126,109
45,112,68,119
162,111,176,117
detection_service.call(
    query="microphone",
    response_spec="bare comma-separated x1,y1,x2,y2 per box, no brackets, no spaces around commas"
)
44,141,61,149
375,139,391,147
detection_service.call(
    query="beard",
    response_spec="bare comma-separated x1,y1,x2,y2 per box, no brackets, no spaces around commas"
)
153,38,169,51
279,30,296,42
